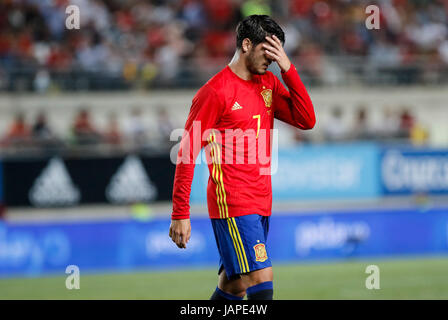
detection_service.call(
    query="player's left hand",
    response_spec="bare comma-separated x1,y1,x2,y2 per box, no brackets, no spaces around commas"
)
263,35,291,73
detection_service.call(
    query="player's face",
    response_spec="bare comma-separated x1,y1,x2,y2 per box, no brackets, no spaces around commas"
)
246,42,274,75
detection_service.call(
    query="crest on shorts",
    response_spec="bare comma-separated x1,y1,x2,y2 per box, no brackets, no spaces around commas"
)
260,89,272,108
253,243,268,262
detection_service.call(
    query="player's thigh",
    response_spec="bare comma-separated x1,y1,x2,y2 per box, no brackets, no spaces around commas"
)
218,269,246,296
241,266,273,287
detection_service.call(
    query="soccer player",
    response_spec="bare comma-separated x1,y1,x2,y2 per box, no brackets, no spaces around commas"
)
169,15,315,300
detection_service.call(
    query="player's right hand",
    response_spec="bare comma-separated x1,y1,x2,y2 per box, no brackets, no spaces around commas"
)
169,218,191,249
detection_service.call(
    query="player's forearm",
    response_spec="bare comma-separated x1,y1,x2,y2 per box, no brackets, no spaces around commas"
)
171,162,195,219
281,64,316,130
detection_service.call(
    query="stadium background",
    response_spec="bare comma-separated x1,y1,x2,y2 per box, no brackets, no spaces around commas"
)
1,0,448,299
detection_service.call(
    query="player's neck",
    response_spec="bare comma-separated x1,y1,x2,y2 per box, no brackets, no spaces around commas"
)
228,51,253,81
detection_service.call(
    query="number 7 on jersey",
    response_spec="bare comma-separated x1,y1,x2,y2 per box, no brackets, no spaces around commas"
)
253,114,260,138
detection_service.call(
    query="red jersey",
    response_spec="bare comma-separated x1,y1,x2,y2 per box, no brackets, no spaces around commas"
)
172,64,315,220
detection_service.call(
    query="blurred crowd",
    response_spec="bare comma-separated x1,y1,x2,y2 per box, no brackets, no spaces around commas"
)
0,106,177,152
317,104,428,145
0,0,448,90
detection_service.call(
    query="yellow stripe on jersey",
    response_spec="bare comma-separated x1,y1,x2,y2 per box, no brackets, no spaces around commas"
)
208,135,223,219
226,218,245,273
211,131,229,218
231,217,250,273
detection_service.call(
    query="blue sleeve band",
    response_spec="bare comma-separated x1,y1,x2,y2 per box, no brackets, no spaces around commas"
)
246,281,273,295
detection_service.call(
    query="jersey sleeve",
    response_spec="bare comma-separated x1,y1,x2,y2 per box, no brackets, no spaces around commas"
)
172,84,223,219
272,64,316,130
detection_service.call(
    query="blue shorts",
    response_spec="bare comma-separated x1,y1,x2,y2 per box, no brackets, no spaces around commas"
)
210,214,271,279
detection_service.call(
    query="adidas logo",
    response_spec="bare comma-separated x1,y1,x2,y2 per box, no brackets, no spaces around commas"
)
231,101,243,111
29,157,80,207
106,155,158,204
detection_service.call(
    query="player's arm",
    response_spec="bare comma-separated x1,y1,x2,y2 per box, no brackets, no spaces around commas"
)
263,35,316,130
170,85,223,249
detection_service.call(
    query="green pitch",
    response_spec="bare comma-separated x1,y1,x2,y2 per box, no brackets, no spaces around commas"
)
1,256,448,299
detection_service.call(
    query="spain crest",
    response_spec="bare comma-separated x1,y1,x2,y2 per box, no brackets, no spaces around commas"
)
260,89,272,108
253,243,268,262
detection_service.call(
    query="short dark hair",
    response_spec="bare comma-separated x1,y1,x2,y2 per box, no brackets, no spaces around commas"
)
236,15,285,49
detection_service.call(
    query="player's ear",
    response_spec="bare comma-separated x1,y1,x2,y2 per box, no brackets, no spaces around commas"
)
242,38,252,54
